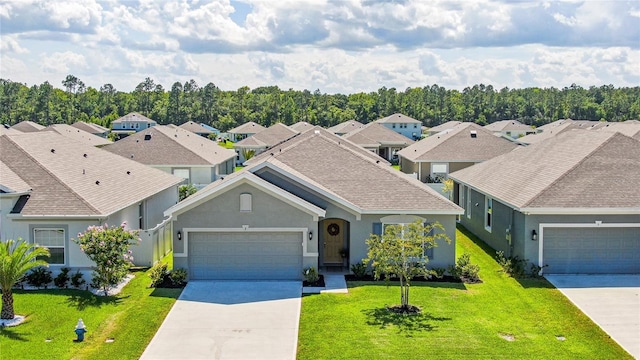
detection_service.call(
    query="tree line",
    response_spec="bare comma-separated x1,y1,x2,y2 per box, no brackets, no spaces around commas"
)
1,76,639,132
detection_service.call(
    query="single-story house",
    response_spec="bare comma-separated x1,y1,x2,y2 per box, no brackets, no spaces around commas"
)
424,121,461,136
0,131,183,269
11,121,45,133
70,121,110,138
103,126,236,189
111,112,157,136
178,121,214,138
42,124,112,147
397,123,519,184
343,122,414,162
227,121,266,142
327,120,364,136
233,123,299,165
289,121,314,133
200,123,221,136
484,120,536,139
374,113,422,140
164,127,463,280
449,129,640,274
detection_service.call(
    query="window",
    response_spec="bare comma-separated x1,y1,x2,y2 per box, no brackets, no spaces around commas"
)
414,124,418,128
466,186,471,219
485,197,493,232
431,163,448,182
138,202,144,230
379,222,434,260
34,228,65,264
172,169,190,182
240,193,252,212
392,124,396,128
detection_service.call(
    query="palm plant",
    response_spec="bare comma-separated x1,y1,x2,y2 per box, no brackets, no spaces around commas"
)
0,239,50,319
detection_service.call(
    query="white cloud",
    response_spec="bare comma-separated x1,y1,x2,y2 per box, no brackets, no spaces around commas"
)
40,51,88,73
1,35,29,54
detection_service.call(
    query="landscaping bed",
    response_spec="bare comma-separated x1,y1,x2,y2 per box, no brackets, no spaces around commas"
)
345,274,461,283
303,274,325,288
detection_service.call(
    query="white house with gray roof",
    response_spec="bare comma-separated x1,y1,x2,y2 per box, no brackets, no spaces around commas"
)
0,131,183,269
227,121,266,142
164,127,463,280
111,112,157,135
449,129,640,274
233,123,299,165
374,113,422,140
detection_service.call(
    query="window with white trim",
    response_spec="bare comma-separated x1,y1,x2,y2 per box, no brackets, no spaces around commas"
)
172,169,190,182
34,228,65,264
431,163,448,182
240,193,252,212
466,186,471,219
485,197,493,232
381,222,435,260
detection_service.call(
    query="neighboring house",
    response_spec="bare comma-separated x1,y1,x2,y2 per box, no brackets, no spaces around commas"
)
233,123,299,165
0,131,183,268
449,129,640,274
163,127,463,280
327,120,364,136
227,121,266,142
343,122,414,162
374,113,422,140
289,121,314,133
179,121,214,138
1,125,23,135
425,121,461,136
484,120,536,139
103,126,236,189
200,123,221,136
591,121,640,137
70,121,110,137
11,121,45,133
111,112,157,136
42,124,112,147
518,119,598,144
397,123,519,184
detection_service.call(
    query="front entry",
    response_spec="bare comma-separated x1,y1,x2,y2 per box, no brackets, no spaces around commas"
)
322,219,347,266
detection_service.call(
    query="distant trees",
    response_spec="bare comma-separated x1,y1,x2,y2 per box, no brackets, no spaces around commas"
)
1,76,639,130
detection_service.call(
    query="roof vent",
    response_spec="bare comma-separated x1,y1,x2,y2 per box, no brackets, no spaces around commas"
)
126,171,131,175
95,180,100,185
470,130,477,138
314,130,320,134
130,154,134,158
144,134,152,140
83,153,87,158
136,139,139,142
51,149,55,153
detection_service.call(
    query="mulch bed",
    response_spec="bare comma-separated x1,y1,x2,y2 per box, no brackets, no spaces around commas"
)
387,304,422,315
345,274,462,283
303,274,325,287
152,278,187,288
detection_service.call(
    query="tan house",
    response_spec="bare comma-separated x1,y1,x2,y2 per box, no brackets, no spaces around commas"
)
343,122,414,162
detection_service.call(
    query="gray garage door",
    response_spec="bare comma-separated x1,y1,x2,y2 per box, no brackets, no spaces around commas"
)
189,232,303,280
543,227,640,274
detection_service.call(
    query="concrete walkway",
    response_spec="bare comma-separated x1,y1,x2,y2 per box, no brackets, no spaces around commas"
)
140,281,301,360
546,275,640,359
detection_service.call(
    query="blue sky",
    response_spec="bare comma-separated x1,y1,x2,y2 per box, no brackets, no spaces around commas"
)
1,0,639,94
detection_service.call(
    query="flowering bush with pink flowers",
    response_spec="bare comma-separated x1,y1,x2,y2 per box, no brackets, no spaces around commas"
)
74,223,139,295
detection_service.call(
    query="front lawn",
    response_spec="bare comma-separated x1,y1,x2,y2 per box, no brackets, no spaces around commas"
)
297,225,631,359
0,258,182,360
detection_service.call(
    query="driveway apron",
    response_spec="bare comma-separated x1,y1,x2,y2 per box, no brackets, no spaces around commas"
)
140,281,302,360
546,275,640,359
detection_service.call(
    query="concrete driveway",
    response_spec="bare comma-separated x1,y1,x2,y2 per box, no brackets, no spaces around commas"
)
545,275,640,359
140,281,302,360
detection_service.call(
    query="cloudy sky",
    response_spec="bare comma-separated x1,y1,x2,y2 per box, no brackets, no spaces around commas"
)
1,0,639,94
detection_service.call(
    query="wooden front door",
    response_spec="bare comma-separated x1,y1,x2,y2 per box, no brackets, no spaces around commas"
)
323,220,344,264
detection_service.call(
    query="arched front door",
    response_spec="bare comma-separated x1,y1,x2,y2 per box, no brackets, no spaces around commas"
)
321,219,347,266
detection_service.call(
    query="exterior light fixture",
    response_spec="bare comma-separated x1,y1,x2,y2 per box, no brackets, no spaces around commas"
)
177,231,182,241
531,229,537,241
308,231,313,241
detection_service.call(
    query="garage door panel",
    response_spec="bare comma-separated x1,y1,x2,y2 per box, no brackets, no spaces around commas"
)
188,231,302,280
544,227,640,274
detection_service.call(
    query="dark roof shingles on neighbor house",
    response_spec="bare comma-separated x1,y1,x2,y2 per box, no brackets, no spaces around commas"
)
450,129,640,210
103,126,235,166
398,122,518,162
0,131,182,216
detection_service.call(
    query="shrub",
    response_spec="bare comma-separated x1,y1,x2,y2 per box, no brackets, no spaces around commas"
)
26,267,53,289
53,267,71,288
70,270,86,288
169,268,188,286
496,251,527,278
449,253,481,283
149,262,168,288
431,267,446,279
303,267,319,283
350,262,369,278
178,184,197,201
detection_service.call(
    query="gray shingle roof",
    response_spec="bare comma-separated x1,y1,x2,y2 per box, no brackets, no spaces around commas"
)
227,121,266,134
235,123,298,148
591,122,640,137
450,129,640,210
398,123,518,162
103,126,235,166
178,121,213,134
343,123,415,147
327,120,364,134
244,127,461,213
43,124,112,147
70,121,109,134
427,121,461,133
1,131,182,216
112,112,157,125
520,119,599,144
11,121,45,133
289,122,314,132
0,160,31,193
375,113,421,124
484,120,533,132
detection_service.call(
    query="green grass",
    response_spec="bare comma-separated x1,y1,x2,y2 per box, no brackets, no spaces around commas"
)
234,166,245,172
297,225,631,359
1,255,182,360
391,165,400,170
218,140,234,149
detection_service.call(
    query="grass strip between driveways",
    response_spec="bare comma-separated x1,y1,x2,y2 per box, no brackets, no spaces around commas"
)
1,255,182,360
297,225,632,359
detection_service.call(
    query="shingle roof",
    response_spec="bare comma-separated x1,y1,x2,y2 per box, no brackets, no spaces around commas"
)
519,119,599,144
0,126,23,135
227,121,266,134
112,112,157,125
450,130,640,210
343,123,415,147
1,131,182,216
70,121,109,134
243,127,461,213
427,121,462,133
0,160,31,193
398,123,518,162
327,120,364,134
178,121,213,134
484,120,534,132
591,122,640,137
375,113,421,124
11,121,45,133
103,126,236,166
43,124,112,147
289,122,314,132
235,123,298,148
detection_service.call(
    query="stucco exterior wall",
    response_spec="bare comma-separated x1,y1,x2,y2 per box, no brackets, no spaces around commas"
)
380,123,421,140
